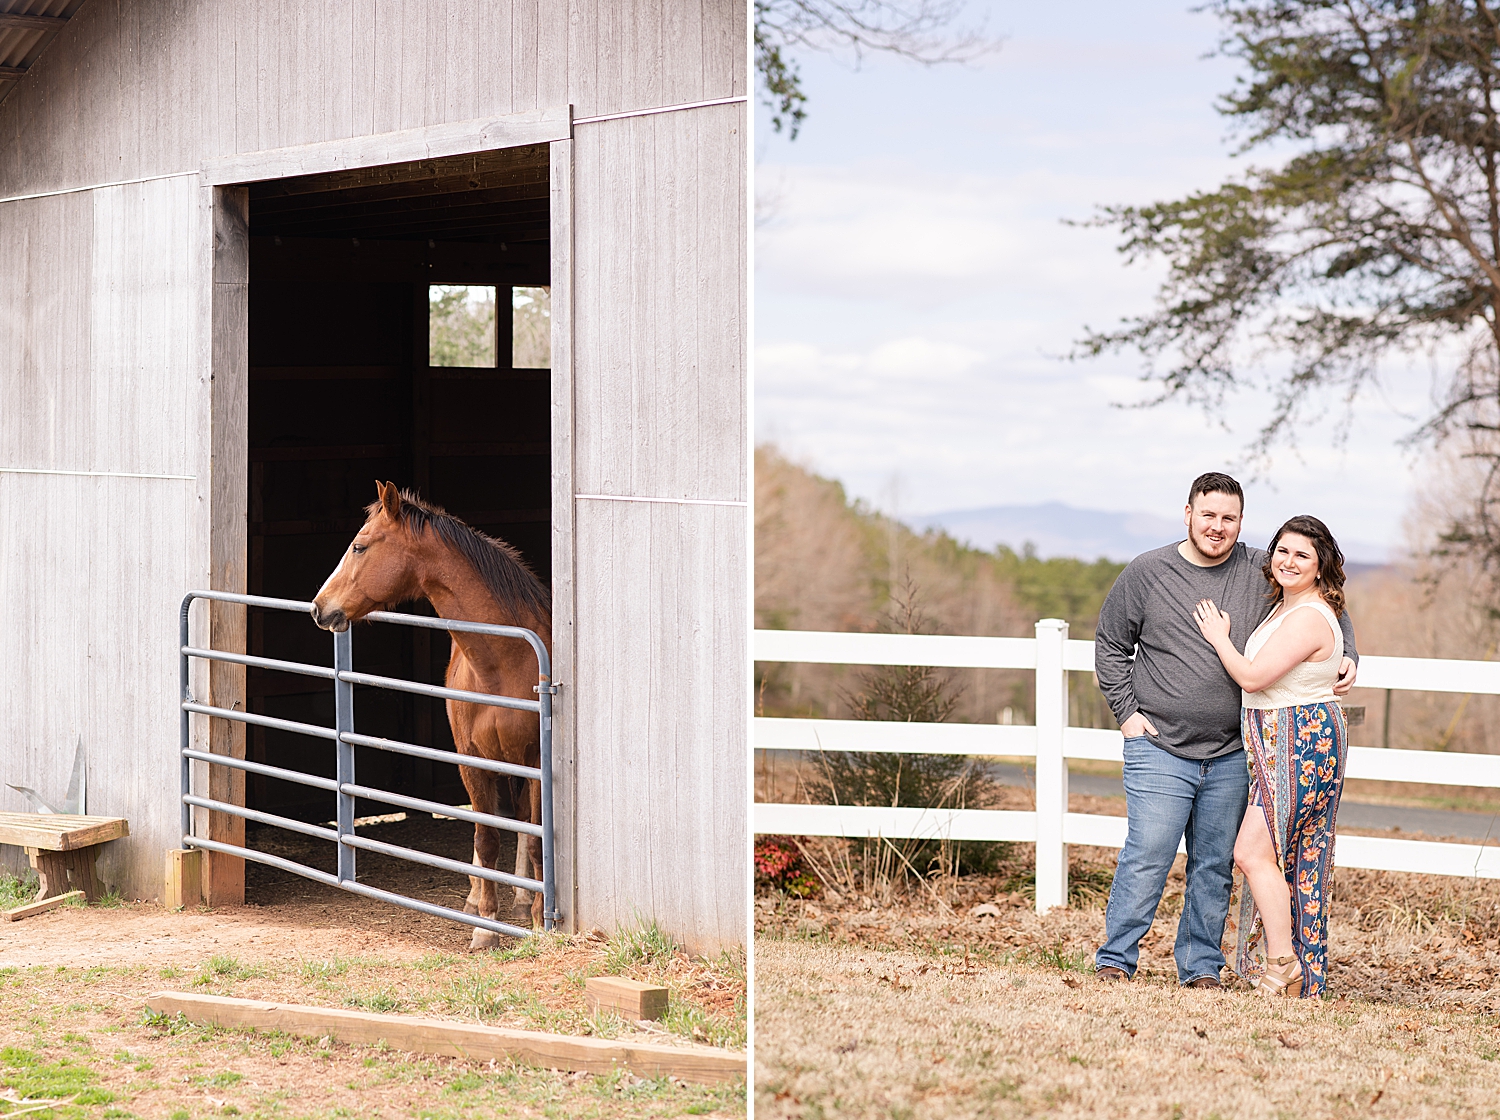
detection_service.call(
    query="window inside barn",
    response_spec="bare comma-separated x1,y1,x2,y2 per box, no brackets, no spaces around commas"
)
428,284,497,367
513,286,551,369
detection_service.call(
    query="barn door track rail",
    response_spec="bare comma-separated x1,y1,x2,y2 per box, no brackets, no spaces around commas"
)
178,590,556,938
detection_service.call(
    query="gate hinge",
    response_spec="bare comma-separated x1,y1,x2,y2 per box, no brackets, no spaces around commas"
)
533,682,560,695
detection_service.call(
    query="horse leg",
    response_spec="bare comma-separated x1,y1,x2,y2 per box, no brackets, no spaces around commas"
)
464,767,505,952
464,850,483,916
450,710,486,917
509,776,530,916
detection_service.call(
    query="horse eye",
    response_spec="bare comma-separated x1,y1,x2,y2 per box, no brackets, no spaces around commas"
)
351,543,367,555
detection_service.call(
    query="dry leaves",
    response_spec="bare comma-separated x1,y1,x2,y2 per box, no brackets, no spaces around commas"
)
757,938,1500,1120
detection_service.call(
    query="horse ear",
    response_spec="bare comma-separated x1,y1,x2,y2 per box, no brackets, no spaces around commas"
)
379,481,402,522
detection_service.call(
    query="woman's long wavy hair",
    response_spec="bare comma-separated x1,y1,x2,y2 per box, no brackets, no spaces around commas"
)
1261,515,1346,614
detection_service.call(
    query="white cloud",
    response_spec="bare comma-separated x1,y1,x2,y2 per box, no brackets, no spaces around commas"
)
756,163,1191,307
757,337,988,399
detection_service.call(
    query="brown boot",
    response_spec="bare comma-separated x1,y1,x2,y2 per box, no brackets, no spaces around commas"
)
1096,966,1130,982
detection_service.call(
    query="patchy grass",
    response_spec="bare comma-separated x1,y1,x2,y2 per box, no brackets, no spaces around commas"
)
343,989,406,1014
0,1044,115,1109
600,924,748,1051
756,836,1500,1118
190,955,267,990
755,937,1500,1119
0,870,39,910
94,928,746,1052
440,971,522,1020
0,955,743,1118
604,920,682,972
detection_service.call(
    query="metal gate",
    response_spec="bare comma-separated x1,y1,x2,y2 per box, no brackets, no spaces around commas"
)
178,589,557,938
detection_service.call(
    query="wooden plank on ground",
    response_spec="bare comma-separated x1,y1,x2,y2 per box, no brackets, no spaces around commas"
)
2,891,83,922
144,992,744,1084
585,977,668,1020
0,813,129,851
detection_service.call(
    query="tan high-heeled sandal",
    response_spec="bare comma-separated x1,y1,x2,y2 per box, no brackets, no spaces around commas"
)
1258,954,1304,999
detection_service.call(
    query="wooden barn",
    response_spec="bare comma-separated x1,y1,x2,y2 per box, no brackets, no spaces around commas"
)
0,1,747,950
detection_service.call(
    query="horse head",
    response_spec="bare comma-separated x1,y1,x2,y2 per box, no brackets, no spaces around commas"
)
311,481,419,632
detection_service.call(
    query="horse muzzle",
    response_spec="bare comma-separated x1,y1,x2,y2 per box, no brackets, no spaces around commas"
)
310,602,350,632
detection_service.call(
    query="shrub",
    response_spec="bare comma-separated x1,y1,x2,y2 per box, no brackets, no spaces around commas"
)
755,836,820,897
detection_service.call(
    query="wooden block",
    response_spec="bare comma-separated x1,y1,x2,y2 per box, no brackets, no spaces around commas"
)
584,977,669,1021
144,992,745,1085
164,849,203,910
3,891,84,922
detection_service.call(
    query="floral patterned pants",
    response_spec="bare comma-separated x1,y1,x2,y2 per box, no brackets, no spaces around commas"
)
1224,702,1347,997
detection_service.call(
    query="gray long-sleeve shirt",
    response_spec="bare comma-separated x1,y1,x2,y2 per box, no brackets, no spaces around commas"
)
1094,541,1358,760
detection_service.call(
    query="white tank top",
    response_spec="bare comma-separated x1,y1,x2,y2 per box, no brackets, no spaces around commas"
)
1241,599,1343,710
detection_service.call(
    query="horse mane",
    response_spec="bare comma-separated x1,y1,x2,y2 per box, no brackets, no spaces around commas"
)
373,490,551,625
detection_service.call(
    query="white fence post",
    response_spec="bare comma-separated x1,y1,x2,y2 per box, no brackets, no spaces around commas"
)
1034,618,1069,913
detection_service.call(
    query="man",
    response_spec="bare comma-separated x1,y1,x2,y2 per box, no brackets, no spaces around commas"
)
1092,472,1357,988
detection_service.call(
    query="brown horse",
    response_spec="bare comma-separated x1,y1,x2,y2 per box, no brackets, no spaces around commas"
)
311,481,552,948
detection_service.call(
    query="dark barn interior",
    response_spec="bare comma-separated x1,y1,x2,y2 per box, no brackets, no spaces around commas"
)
243,145,551,837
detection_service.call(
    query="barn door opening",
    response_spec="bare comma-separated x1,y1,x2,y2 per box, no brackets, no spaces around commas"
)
240,146,552,912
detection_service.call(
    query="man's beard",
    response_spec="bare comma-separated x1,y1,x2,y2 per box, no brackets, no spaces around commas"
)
1189,523,1234,559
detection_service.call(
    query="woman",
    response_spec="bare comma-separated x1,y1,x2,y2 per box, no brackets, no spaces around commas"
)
1192,515,1348,998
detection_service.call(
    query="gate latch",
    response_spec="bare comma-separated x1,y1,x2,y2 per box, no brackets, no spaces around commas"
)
534,682,560,696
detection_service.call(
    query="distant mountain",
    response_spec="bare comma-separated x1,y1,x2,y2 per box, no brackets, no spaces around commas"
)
912,501,1392,567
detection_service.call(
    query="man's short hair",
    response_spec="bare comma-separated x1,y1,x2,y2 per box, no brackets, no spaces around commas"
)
1188,471,1244,510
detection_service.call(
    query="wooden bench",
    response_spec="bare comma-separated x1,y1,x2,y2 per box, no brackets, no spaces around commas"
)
0,812,129,901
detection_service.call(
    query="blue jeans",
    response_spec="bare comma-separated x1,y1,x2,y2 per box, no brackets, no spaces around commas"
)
1095,736,1249,983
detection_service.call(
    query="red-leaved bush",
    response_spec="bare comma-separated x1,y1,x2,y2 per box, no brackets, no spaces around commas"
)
755,835,821,898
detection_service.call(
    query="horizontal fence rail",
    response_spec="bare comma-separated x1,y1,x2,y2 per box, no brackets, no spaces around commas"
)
753,623,1500,912
180,590,556,937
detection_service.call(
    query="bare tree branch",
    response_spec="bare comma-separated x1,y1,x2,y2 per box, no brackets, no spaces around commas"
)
754,0,1002,137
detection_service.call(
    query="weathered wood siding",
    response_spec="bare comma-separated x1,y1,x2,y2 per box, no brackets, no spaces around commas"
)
569,103,747,950
0,0,746,199
0,0,746,947
0,176,210,899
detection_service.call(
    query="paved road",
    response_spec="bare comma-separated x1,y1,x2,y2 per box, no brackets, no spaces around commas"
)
985,763,1500,842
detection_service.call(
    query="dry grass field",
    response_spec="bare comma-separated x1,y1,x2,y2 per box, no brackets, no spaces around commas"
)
754,845,1500,1119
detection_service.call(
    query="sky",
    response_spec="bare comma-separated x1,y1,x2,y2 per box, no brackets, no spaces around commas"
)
753,0,1441,559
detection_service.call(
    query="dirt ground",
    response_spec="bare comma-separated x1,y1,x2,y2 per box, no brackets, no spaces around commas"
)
0,814,746,1118
3,813,565,969
754,834,1500,1118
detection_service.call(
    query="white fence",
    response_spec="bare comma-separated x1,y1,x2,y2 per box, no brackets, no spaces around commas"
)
753,620,1500,913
